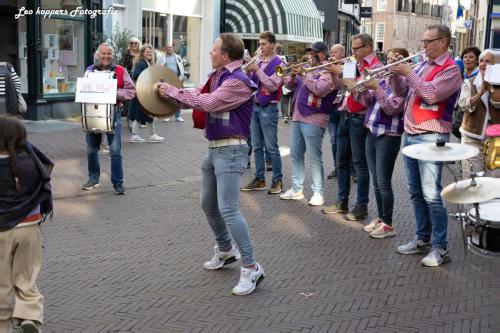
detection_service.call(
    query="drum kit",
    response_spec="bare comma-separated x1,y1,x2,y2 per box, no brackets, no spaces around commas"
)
402,138,500,258
81,66,182,133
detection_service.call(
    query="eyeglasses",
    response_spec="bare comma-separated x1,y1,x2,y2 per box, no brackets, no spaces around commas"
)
421,37,442,46
351,44,366,52
130,42,138,45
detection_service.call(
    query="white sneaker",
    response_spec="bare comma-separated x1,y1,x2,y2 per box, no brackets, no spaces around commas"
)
280,188,304,200
176,116,185,122
130,135,146,143
363,217,382,232
421,248,451,267
148,134,164,142
203,245,241,270
232,263,265,296
308,192,325,206
369,222,396,239
163,117,171,122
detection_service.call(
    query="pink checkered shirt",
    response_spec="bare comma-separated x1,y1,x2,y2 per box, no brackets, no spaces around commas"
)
158,60,252,113
390,52,463,134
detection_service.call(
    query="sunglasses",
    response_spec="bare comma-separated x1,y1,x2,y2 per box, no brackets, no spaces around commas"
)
130,42,138,45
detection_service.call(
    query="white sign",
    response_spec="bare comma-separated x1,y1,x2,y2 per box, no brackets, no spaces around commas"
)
343,61,357,79
75,77,117,104
484,64,500,85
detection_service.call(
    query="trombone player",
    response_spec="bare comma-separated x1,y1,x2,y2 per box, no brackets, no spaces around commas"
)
241,31,285,194
279,41,338,206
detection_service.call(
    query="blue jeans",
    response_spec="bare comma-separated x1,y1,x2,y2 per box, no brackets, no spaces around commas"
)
336,112,352,204
200,144,256,266
86,113,123,185
328,106,340,168
365,132,401,225
290,121,325,196
174,110,181,118
403,132,449,250
251,104,282,182
349,114,370,207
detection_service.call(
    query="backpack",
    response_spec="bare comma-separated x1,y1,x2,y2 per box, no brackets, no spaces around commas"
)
0,62,19,116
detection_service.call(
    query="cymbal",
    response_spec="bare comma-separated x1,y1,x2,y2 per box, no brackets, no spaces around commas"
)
402,142,479,161
441,177,500,204
135,66,183,117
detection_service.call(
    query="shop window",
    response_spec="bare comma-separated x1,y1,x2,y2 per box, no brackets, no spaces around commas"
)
173,15,201,85
42,19,85,96
142,11,169,50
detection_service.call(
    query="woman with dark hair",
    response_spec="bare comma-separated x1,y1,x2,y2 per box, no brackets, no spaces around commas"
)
128,44,164,143
357,48,409,238
461,46,481,79
0,116,53,333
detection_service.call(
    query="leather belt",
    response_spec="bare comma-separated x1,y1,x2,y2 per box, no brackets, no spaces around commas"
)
208,138,247,148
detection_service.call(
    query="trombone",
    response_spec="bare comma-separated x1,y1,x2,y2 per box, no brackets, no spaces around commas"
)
242,48,262,71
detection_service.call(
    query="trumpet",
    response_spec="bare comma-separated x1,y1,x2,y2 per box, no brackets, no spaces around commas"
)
302,56,356,74
347,62,420,93
242,48,262,71
275,57,311,77
361,50,425,81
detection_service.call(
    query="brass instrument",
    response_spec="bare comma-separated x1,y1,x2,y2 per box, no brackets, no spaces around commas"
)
484,137,500,170
275,56,311,77
347,63,419,93
242,48,262,71
361,50,426,81
303,56,356,75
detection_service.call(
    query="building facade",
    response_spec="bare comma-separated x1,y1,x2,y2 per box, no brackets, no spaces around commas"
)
360,0,445,53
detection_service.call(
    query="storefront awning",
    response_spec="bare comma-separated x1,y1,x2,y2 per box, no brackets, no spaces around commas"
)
225,0,323,44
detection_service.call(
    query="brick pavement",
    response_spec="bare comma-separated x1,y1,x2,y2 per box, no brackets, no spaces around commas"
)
24,112,499,333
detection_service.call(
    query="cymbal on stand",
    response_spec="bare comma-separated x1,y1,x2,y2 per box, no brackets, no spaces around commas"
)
441,177,500,204
402,142,479,161
136,66,183,117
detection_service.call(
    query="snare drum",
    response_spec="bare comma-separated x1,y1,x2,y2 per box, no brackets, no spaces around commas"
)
466,199,500,256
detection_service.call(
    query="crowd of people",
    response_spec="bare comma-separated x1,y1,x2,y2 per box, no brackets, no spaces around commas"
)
0,23,498,332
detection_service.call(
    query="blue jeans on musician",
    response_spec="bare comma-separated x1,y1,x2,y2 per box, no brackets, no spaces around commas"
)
349,114,370,207
336,112,352,204
290,121,325,196
403,132,449,250
201,144,256,266
251,103,282,182
86,113,123,185
365,132,401,225
328,106,340,168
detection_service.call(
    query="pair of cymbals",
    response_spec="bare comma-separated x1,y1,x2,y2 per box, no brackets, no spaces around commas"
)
402,142,479,162
441,177,500,204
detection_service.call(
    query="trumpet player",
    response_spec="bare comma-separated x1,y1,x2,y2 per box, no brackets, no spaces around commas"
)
389,24,463,267
279,41,338,206
241,31,285,194
356,48,409,239
323,34,382,221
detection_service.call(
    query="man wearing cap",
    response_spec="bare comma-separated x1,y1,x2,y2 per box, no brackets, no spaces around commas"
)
241,31,285,195
323,34,382,221
280,41,338,206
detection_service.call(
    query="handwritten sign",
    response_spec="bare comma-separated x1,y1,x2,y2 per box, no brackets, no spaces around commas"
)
484,64,500,85
343,61,357,79
75,77,117,104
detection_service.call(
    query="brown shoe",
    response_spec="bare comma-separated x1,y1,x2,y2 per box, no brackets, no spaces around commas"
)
241,178,266,191
268,180,283,194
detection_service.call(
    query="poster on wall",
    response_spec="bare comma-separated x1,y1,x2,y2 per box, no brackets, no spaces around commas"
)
44,34,58,49
58,25,74,51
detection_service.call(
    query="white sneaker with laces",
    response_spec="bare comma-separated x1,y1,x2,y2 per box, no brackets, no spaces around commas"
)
308,192,325,206
369,222,396,238
421,248,451,267
232,263,265,296
130,135,146,143
176,116,185,122
148,134,164,142
203,245,241,270
280,188,304,200
363,217,382,232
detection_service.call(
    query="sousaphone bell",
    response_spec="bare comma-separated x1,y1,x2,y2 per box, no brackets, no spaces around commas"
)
135,66,183,117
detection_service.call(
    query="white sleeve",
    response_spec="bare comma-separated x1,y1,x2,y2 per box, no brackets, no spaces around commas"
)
458,80,475,113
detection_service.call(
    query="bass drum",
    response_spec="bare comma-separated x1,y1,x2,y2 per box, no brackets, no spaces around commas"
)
466,199,500,257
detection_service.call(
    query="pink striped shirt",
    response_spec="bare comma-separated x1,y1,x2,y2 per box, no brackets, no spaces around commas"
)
390,52,462,134
158,60,252,113
253,55,285,98
285,63,336,129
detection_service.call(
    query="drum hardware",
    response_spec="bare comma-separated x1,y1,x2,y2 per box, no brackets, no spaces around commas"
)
135,65,183,118
402,140,479,162
440,175,500,204
81,71,116,134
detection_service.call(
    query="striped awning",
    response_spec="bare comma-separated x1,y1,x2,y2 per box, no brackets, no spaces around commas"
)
225,0,323,43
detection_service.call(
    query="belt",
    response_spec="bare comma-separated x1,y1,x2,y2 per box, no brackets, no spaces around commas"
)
343,111,366,119
406,131,435,137
208,138,247,148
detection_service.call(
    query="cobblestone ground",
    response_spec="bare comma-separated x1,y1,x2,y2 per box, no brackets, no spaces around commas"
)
23,112,499,333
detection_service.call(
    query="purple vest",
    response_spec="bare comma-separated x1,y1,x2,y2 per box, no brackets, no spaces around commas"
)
251,56,282,106
205,68,257,141
364,80,404,136
293,70,337,117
